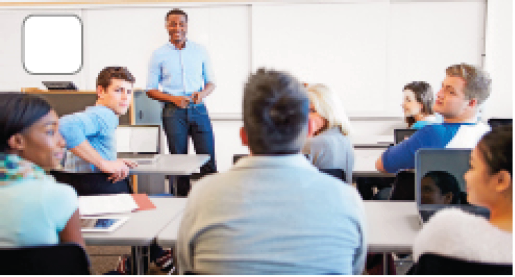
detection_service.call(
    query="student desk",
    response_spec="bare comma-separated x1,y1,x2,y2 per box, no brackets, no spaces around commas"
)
156,200,420,249
353,148,395,178
353,135,394,148
82,197,188,275
130,154,210,195
156,200,421,274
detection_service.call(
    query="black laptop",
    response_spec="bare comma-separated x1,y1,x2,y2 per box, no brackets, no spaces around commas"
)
415,149,490,224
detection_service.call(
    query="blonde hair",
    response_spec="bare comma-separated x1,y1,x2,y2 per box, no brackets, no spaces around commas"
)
307,84,352,136
446,63,492,105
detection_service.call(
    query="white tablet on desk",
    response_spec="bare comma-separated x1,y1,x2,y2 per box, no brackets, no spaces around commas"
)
81,216,129,232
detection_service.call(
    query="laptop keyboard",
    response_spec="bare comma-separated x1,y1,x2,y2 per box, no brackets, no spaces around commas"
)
118,153,156,159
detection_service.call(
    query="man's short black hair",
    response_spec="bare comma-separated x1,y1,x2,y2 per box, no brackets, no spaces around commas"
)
243,68,309,154
166,8,188,22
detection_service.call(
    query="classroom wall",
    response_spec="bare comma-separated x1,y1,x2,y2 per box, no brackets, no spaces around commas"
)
483,0,513,120
0,0,511,173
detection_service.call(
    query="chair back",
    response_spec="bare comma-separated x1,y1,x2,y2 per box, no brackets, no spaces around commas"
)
233,154,248,164
319,168,346,182
408,253,512,275
49,170,132,196
389,171,415,201
0,243,91,275
488,118,512,128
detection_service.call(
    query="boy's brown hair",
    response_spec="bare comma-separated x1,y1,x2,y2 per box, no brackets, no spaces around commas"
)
96,66,135,90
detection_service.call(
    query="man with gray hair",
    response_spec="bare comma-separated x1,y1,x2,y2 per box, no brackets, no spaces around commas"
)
176,68,367,274
376,63,492,173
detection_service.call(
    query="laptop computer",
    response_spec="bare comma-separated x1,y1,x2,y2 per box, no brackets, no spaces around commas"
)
394,129,417,145
116,125,160,164
415,149,490,224
42,81,78,91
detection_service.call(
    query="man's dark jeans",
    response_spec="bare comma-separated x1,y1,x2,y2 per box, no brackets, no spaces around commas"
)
162,102,217,196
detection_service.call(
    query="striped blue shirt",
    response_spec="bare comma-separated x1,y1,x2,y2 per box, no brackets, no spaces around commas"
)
147,40,215,97
382,123,490,173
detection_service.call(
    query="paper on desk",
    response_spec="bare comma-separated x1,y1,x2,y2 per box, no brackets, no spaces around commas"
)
79,194,139,216
132,194,156,211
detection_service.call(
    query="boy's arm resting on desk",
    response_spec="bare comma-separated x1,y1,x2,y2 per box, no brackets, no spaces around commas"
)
69,141,132,183
377,130,427,173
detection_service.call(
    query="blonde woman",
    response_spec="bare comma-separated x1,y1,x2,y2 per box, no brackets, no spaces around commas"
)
302,84,354,183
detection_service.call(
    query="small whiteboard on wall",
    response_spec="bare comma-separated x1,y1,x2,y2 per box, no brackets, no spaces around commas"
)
252,1,485,117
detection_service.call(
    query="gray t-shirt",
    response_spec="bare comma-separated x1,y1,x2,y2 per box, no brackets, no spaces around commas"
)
303,127,355,183
177,154,367,275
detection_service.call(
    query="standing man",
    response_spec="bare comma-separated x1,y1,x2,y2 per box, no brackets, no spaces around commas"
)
147,8,217,196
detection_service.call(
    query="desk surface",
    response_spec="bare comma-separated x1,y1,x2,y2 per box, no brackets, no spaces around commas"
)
156,200,421,253
353,148,395,178
83,197,188,246
156,199,188,247
353,135,393,148
130,154,210,175
364,201,421,252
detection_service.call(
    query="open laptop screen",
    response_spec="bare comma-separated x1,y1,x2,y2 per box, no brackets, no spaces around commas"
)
415,149,489,216
116,125,160,154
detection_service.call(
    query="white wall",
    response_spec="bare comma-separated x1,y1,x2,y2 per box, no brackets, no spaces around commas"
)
483,0,513,120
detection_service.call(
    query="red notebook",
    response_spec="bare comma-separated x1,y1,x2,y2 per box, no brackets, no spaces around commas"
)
132,194,156,211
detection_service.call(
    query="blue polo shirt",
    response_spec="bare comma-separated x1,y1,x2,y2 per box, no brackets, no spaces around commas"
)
147,40,215,96
59,105,119,172
382,122,490,173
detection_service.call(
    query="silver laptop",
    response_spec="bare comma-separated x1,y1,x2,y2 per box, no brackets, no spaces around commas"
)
394,129,417,145
415,149,489,224
116,125,160,164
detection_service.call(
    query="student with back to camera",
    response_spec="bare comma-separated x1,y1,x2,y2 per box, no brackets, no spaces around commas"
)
0,93,84,247
176,69,367,275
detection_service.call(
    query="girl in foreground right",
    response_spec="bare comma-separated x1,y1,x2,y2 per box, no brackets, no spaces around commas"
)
412,125,512,264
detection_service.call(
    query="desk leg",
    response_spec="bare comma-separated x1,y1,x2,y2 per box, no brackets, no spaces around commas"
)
383,252,388,275
131,246,150,275
168,175,178,197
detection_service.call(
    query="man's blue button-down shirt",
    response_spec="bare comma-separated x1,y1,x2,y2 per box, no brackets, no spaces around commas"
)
147,40,215,97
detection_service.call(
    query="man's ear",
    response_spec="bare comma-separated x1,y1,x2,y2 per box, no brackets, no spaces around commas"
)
7,134,25,152
240,126,248,146
467,97,478,109
96,85,106,100
494,170,512,194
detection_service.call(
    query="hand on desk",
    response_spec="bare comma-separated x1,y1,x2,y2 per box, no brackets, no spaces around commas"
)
121,159,138,169
100,159,131,183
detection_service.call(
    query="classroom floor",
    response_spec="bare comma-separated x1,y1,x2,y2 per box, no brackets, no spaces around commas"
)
86,245,413,275
86,246,168,275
